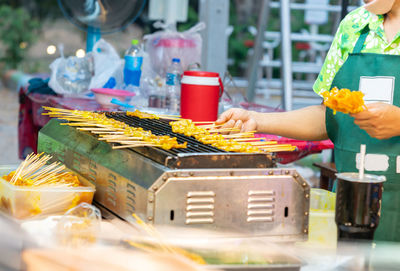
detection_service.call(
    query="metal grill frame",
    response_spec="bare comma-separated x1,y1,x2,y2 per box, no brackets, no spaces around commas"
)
38,119,309,242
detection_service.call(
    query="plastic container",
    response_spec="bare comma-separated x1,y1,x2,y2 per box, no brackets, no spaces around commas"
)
0,166,95,220
91,88,135,109
180,71,224,121
308,188,337,248
124,39,143,87
165,58,183,114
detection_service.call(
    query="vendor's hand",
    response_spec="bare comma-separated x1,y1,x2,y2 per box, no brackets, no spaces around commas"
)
351,103,400,139
215,108,257,134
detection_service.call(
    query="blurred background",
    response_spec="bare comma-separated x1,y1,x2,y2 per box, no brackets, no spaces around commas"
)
0,0,360,77
0,0,361,173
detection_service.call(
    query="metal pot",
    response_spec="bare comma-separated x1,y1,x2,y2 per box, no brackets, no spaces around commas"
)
335,172,386,241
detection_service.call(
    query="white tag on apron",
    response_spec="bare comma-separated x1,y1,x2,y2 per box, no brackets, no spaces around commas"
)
359,76,395,105
356,153,389,172
396,156,400,174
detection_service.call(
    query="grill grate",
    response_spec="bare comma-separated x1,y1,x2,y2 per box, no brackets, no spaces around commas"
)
98,112,275,169
105,112,227,155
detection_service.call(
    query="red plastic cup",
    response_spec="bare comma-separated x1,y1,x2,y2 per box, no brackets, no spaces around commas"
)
180,71,224,121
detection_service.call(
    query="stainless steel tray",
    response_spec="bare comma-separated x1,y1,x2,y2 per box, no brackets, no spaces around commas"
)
207,264,301,271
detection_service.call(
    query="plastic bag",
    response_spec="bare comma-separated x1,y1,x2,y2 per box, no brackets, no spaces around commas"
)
48,45,94,96
89,39,123,90
144,22,205,77
56,203,102,247
49,39,122,96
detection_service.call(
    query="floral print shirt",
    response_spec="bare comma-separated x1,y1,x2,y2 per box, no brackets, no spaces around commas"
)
313,7,400,94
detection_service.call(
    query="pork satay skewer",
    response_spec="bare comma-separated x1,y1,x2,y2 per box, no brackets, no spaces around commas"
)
98,136,143,141
222,133,256,138
192,121,215,124
248,141,284,146
260,144,295,148
233,137,267,142
60,122,110,127
77,127,122,131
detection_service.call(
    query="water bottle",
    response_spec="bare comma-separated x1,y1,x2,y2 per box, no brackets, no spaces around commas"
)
124,39,143,87
165,58,183,113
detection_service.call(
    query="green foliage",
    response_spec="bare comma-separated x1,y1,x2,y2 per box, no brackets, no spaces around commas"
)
177,2,199,32
227,24,253,76
227,3,247,76
0,5,40,69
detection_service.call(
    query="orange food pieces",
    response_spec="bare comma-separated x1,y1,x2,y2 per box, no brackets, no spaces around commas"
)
321,87,366,115
127,110,159,119
170,119,261,153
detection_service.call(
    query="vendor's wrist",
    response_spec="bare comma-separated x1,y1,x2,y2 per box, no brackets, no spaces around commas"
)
249,110,259,131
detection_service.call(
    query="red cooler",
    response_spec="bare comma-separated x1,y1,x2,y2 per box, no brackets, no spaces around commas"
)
180,71,224,121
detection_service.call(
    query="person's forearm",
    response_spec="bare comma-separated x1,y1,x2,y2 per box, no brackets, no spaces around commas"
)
250,105,328,141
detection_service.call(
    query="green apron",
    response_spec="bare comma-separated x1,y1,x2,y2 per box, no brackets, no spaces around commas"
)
326,26,400,242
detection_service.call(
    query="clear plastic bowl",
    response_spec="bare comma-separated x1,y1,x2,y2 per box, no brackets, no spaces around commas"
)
0,166,95,220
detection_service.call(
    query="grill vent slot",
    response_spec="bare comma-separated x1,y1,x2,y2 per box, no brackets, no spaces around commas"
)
126,183,136,212
247,190,275,222
185,191,215,225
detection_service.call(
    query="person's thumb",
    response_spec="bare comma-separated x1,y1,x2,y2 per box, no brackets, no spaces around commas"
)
216,111,230,124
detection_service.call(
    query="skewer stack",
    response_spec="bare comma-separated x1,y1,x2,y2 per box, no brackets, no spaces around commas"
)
0,152,94,219
122,110,295,153
43,107,187,150
3,152,81,187
170,119,296,153
43,107,295,153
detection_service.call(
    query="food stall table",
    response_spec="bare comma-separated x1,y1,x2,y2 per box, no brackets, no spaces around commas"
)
18,88,102,158
18,88,334,164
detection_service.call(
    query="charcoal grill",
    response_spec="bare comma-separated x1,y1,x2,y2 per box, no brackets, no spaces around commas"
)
37,113,310,241
104,112,276,169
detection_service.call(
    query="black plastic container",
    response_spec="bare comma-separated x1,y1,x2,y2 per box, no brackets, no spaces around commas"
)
335,173,386,241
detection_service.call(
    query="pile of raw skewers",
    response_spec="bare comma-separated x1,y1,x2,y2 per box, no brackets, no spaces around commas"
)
3,152,81,187
43,107,296,153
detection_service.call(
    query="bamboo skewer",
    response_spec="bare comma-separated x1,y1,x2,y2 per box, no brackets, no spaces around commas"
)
222,132,256,138
98,136,142,141
247,141,283,146
77,127,118,131
60,122,105,127
112,141,158,146
193,121,215,124
112,144,162,149
233,137,267,142
207,128,241,133
96,132,126,135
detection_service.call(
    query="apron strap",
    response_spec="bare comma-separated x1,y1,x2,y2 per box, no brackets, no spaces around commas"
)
352,26,370,54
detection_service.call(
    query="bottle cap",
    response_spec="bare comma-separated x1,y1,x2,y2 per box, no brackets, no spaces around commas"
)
172,58,181,63
131,39,139,45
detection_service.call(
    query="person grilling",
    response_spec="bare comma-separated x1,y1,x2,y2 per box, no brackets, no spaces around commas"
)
216,0,400,242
